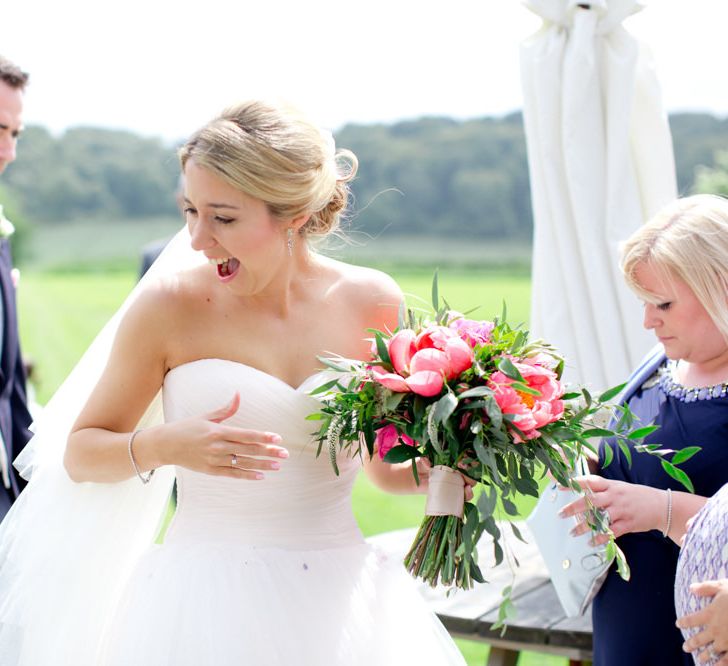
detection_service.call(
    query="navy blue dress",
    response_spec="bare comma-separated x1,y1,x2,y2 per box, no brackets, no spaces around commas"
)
594,348,728,666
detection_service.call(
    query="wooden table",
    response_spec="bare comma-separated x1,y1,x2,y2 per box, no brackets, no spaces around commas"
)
368,523,593,666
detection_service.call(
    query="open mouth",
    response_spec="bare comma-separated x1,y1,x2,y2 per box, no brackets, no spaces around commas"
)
209,257,241,282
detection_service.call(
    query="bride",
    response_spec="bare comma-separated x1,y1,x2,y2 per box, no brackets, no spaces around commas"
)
0,101,467,665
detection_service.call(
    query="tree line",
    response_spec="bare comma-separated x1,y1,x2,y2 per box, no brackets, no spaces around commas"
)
2,112,727,239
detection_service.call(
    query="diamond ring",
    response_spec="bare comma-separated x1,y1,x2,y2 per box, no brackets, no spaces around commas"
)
231,454,238,467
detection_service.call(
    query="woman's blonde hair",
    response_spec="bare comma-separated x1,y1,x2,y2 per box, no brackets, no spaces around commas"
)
179,100,358,237
621,194,728,340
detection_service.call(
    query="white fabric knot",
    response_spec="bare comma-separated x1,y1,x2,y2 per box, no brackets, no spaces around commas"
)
523,0,644,34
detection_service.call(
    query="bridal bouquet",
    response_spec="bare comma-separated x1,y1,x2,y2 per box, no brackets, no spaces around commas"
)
308,278,692,594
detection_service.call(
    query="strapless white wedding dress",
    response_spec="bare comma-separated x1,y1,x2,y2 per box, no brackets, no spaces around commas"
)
99,359,465,665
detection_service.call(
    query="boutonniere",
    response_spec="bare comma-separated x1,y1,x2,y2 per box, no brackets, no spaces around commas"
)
0,206,15,239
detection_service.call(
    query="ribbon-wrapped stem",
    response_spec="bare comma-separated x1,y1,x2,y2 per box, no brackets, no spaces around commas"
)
404,465,472,588
425,465,465,518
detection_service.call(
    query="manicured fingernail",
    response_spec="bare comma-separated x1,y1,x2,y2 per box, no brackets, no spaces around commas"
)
269,433,282,443
558,508,567,518
255,473,264,480
278,449,289,458
569,527,578,537
270,462,280,470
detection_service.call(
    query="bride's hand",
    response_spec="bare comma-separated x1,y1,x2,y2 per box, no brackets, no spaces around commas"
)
165,392,289,479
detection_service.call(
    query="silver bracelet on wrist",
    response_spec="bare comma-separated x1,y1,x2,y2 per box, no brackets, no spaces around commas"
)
662,488,673,538
128,429,155,485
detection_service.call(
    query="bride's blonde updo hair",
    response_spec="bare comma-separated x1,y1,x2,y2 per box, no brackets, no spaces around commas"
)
179,100,358,237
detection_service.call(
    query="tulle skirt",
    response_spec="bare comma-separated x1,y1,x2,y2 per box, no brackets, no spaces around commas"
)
98,540,466,666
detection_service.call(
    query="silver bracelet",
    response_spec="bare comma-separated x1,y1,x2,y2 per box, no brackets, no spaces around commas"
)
128,429,155,485
662,488,673,537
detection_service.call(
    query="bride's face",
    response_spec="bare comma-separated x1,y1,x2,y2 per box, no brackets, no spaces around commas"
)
183,160,288,295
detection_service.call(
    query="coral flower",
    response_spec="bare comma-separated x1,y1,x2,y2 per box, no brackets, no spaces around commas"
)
371,325,474,397
489,358,565,442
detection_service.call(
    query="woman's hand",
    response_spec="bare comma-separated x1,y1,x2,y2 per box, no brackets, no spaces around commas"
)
677,579,728,665
161,392,289,480
557,475,665,545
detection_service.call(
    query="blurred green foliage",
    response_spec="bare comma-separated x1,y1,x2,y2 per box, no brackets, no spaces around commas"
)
3,112,726,259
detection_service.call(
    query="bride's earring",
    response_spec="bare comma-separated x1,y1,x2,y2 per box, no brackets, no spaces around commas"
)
287,228,295,256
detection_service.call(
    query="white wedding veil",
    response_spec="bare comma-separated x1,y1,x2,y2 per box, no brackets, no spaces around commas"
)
0,226,205,665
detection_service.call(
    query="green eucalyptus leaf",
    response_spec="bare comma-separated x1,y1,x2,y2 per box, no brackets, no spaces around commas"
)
614,543,631,580
433,392,458,424
471,563,485,584
363,419,376,457
670,446,701,465
513,474,540,497
493,540,504,566
581,388,593,409
582,428,616,438
383,391,406,412
482,516,501,541
318,357,353,372
374,332,392,366
510,329,526,353
383,444,420,463
549,426,578,441
473,435,492,466
626,425,660,440
602,444,614,468
458,386,493,400
510,521,528,544
308,378,342,395
476,484,497,518
502,497,519,516
598,383,627,403
509,381,541,397
497,357,524,382
617,439,633,467
661,460,695,492
483,397,503,430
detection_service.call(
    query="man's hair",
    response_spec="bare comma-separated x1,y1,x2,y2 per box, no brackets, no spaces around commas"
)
0,56,29,90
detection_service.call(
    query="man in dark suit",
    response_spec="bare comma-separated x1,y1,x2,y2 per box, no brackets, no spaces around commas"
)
0,56,33,519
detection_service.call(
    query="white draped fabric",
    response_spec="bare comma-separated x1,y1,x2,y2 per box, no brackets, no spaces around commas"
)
520,0,677,388
0,229,199,665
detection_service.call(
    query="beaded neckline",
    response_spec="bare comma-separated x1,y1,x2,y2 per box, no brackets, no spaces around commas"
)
658,361,728,403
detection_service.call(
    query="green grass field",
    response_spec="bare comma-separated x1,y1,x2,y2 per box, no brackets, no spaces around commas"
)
16,262,571,666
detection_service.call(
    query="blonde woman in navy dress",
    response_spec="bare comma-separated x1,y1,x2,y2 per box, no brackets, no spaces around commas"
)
560,195,728,666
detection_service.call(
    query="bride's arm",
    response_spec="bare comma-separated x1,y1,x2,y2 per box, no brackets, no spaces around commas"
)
64,283,172,482
348,269,476,499
64,282,286,484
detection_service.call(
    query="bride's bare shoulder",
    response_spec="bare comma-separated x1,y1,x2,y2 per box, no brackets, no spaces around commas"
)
125,265,212,322
323,257,402,305
319,257,402,331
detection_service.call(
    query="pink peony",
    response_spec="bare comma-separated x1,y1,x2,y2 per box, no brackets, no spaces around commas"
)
448,314,495,348
376,424,416,460
488,358,565,443
371,325,474,397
